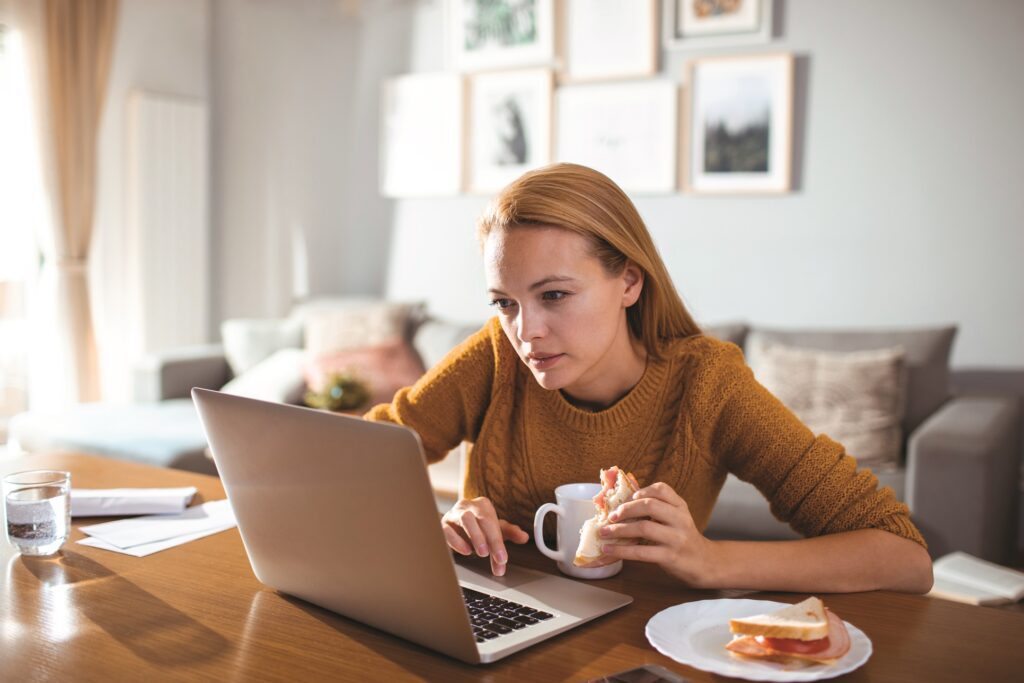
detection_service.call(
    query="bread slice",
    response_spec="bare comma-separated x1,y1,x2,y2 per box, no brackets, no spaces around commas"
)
573,466,641,567
728,597,829,641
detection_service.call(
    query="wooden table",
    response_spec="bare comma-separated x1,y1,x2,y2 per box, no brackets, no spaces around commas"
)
3,453,1023,682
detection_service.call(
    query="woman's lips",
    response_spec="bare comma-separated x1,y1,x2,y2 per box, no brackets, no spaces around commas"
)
527,353,564,370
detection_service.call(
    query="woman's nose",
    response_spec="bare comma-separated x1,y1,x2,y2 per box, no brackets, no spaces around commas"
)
516,306,547,342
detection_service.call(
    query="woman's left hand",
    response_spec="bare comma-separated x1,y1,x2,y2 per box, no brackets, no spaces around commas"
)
599,482,719,587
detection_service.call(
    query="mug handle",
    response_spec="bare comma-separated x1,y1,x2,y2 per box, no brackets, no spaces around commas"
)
534,502,563,561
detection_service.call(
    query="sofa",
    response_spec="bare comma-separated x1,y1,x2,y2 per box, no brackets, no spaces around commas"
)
8,300,1021,564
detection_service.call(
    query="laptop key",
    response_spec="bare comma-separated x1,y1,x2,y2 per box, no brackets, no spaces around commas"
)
494,617,525,630
461,589,553,633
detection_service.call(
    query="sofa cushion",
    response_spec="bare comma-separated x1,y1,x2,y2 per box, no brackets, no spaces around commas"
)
746,325,956,436
413,319,486,370
7,399,214,475
303,301,426,358
702,322,748,348
305,339,426,407
747,341,907,470
220,318,302,376
220,348,306,405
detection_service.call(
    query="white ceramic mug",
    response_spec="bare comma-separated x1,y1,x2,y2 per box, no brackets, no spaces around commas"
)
533,482,622,580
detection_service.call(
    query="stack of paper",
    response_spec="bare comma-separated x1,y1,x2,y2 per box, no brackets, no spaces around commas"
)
71,487,198,517
78,499,236,557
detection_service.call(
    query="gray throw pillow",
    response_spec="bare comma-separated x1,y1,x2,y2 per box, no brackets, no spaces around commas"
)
747,339,908,470
702,322,749,347
747,326,956,435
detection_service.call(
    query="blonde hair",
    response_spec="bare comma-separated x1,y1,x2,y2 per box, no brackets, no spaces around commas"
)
476,163,701,359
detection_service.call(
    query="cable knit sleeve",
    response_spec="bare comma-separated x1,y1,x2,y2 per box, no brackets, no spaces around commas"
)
696,340,926,548
363,321,496,464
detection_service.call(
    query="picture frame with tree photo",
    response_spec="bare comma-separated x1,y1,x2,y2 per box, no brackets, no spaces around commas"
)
684,53,793,195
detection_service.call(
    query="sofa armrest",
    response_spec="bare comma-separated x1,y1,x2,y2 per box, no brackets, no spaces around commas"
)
133,344,231,402
906,394,1021,563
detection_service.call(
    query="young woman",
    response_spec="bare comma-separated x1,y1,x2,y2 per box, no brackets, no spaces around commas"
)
367,163,933,594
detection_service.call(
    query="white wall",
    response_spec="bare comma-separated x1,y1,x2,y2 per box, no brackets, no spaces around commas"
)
380,0,1024,368
210,0,362,323
93,0,210,401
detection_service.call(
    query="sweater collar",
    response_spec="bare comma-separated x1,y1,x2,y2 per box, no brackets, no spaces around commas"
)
530,351,671,432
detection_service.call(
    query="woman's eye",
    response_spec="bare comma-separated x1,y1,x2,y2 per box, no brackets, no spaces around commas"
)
489,298,515,311
542,291,568,302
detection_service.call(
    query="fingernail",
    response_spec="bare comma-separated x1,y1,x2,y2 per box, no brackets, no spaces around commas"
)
496,549,507,564
477,544,489,557
599,527,609,537
609,511,619,521
495,564,506,577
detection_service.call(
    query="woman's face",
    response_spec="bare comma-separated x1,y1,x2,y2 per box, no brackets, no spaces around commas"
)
483,225,643,396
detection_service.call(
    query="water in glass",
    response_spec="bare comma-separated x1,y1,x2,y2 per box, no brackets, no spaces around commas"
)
6,484,70,556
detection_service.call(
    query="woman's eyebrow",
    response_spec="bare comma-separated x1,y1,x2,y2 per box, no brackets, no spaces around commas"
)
488,275,576,296
529,275,576,291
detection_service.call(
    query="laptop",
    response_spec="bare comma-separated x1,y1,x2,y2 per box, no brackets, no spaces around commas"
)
191,388,632,664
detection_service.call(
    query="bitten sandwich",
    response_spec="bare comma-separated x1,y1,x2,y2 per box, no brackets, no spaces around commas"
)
725,597,852,665
573,466,641,568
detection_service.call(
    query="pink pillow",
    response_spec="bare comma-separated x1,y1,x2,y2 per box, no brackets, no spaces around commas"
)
304,339,425,407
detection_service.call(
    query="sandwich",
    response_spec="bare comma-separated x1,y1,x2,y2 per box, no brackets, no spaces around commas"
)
725,597,851,665
573,466,641,568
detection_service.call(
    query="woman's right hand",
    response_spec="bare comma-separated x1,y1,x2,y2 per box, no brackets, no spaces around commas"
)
441,496,530,577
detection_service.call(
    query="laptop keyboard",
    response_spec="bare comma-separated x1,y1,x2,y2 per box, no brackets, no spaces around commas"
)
461,587,555,643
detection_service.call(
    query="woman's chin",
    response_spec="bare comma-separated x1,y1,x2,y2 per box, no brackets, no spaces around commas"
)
530,368,571,391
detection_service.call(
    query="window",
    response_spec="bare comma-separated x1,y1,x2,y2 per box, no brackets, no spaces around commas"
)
0,23,42,442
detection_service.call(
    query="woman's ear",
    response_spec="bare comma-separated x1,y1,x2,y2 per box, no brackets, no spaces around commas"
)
622,262,644,307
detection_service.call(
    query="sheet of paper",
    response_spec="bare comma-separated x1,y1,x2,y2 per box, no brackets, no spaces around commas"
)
77,524,236,557
71,487,198,517
79,499,236,549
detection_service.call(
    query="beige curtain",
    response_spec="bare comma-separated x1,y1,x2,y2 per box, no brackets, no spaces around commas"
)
40,0,118,403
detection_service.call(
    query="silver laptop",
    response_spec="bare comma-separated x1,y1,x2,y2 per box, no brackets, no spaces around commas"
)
192,388,632,664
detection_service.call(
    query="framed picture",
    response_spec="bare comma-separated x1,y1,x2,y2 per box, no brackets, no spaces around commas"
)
445,0,555,72
664,0,773,50
467,68,553,194
379,73,464,197
561,0,658,83
556,80,678,194
684,54,793,194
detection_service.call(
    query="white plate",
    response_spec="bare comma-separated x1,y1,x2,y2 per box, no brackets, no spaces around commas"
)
645,599,872,682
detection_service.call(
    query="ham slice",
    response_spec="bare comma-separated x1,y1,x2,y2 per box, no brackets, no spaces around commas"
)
574,466,641,567
726,610,851,663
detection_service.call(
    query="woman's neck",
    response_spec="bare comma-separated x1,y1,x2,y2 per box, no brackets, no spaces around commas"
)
560,332,648,412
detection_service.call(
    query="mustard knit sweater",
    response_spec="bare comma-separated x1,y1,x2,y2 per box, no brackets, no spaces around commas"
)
366,318,926,548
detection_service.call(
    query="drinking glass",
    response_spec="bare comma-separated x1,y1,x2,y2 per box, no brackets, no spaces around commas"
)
3,470,71,556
